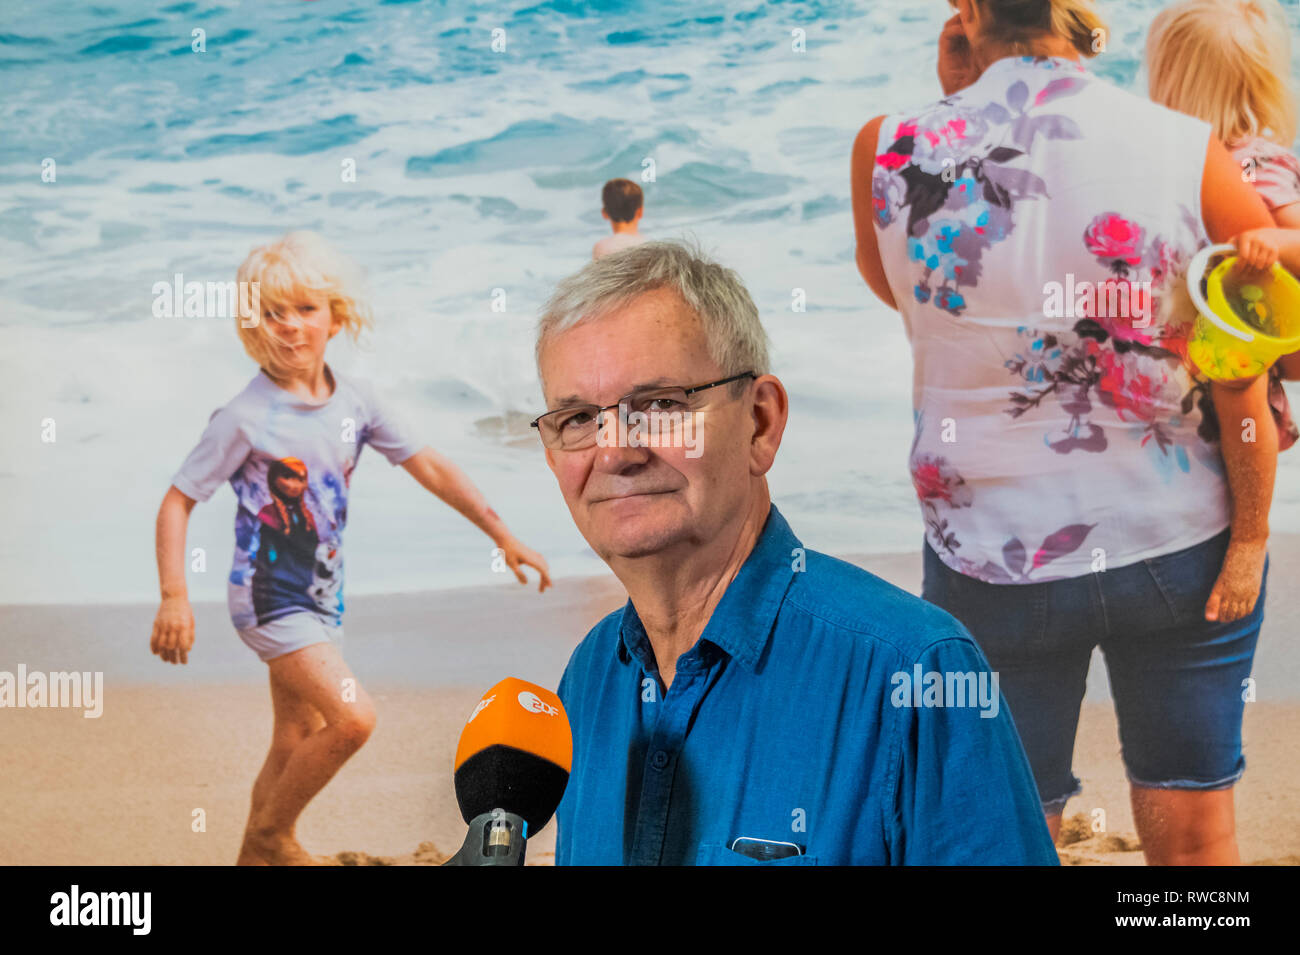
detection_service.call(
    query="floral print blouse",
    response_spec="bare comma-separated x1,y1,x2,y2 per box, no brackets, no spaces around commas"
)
872,55,1230,584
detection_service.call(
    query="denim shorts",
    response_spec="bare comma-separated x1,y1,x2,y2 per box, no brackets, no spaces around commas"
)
921,528,1266,816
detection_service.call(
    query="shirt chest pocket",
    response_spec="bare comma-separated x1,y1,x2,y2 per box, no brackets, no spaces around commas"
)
694,843,819,866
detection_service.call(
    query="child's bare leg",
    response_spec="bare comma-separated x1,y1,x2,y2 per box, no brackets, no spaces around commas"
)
237,674,326,865
1206,376,1276,623
242,642,376,865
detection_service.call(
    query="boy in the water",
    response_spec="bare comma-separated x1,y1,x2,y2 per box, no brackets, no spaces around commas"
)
593,178,647,259
149,231,551,865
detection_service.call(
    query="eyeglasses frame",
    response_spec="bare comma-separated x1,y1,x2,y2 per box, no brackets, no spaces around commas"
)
529,371,758,448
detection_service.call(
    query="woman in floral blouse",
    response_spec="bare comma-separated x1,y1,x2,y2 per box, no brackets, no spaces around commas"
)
851,0,1280,865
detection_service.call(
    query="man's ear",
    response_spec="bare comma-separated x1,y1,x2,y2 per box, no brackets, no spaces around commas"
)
748,375,788,477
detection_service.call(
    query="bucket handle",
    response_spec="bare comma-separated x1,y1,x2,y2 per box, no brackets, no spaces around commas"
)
1186,243,1255,343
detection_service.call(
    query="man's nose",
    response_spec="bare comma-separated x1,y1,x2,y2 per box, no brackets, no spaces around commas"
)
591,408,652,472
593,442,652,473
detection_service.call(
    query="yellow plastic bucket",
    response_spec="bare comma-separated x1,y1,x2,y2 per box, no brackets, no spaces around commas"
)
1186,243,1300,381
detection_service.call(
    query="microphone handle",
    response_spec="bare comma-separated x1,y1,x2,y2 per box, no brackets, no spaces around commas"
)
442,809,530,867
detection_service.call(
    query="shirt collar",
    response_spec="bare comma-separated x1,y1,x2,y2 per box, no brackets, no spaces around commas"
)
975,53,1091,87
615,503,800,673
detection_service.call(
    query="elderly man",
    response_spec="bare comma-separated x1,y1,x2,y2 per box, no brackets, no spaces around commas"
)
532,241,1057,865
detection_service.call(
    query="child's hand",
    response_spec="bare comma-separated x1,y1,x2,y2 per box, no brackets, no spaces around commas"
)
1231,228,1286,273
498,537,552,593
1204,538,1267,623
151,596,195,664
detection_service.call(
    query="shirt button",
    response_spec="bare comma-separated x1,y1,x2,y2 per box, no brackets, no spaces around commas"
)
651,750,670,770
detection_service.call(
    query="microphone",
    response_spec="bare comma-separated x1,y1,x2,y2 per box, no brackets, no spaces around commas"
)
442,677,572,866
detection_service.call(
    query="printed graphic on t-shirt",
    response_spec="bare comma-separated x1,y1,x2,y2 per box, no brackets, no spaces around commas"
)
233,453,351,626
248,457,325,622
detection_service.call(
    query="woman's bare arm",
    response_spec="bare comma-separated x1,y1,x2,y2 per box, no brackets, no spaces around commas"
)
1200,134,1279,621
851,114,897,310
1202,135,1275,241
1205,376,1276,621
850,16,982,311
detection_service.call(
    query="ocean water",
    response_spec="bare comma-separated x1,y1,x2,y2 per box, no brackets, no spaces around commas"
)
2,0,1299,605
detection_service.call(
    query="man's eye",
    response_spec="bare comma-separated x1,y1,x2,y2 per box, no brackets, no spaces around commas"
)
631,394,683,413
557,410,594,431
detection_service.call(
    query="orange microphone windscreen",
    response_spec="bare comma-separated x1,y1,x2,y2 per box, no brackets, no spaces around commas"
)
452,678,572,833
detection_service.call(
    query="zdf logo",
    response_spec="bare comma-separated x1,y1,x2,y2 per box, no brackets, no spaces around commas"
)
467,694,496,723
517,690,558,716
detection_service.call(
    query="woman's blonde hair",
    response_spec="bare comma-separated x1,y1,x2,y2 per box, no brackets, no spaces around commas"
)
951,0,1109,59
234,231,372,373
1146,0,1297,147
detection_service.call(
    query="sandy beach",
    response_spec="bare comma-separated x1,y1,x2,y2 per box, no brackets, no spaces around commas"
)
2,537,1298,866
6,0,1300,878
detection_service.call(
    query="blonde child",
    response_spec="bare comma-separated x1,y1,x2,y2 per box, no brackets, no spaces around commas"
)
1147,0,1300,622
149,231,551,865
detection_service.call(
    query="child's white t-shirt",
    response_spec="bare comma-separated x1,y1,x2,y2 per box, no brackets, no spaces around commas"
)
171,366,423,630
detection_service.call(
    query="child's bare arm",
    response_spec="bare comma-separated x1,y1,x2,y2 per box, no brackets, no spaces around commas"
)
1274,203,1300,231
1261,207,1300,377
1232,226,1300,275
400,447,552,591
1206,375,1277,622
152,486,197,663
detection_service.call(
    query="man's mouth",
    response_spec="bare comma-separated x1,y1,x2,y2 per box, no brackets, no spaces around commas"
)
591,488,675,505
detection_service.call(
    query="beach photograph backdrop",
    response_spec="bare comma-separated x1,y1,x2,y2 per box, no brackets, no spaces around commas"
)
2,0,1299,865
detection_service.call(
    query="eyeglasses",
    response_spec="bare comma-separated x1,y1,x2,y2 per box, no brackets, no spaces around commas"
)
531,371,757,451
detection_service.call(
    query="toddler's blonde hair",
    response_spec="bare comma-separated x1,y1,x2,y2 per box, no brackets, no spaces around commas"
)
1146,0,1297,147
235,231,372,373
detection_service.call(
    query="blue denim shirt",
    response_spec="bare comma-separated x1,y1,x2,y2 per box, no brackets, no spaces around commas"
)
555,504,1058,865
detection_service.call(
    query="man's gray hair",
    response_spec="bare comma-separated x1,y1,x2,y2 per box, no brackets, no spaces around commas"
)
535,240,771,386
